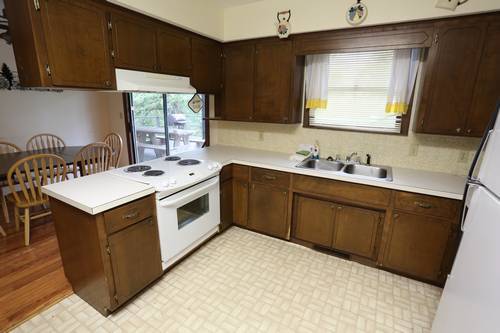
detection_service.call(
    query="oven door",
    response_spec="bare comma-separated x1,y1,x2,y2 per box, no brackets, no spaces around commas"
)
156,176,220,268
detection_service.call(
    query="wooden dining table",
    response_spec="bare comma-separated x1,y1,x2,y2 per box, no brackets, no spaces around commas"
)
0,146,84,181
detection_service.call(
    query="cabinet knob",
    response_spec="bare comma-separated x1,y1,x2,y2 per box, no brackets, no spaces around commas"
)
393,213,399,219
467,129,472,134
337,206,343,210
456,128,462,133
104,80,111,87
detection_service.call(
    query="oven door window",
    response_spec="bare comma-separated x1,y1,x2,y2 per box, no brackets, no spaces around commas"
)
177,194,210,229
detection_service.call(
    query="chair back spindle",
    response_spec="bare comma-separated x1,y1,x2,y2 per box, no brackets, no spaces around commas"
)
73,143,113,177
26,134,65,151
104,133,123,168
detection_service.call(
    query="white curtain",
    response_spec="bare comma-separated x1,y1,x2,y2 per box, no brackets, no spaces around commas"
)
305,54,329,109
385,48,421,115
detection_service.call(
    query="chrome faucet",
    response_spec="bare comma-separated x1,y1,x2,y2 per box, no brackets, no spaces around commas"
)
346,152,359,163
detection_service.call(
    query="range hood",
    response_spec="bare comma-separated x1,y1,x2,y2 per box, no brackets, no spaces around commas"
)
115,68,196,94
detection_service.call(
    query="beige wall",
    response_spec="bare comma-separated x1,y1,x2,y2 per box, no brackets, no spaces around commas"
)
223,0,500,41
107,0,225,40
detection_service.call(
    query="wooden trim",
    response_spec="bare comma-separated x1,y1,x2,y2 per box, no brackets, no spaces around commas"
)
122,93,136,164
203,96,210,147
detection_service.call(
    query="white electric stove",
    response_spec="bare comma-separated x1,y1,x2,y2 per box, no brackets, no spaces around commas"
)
109,156,222,270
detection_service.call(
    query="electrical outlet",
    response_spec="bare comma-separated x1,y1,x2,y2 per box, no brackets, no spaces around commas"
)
435,0,460,11
409,144,419,157
457,151,469,163
258,132,264,141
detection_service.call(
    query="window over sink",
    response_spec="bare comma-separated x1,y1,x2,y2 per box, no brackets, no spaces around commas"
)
305,49,420,135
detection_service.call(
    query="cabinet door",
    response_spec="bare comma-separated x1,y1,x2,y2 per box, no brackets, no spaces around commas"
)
220,179,233,231
108,218,162,305
333,205,381,259
233,180,248,227
248,183,289,239
39,0,113,88
419,20,486,135
111,12,157,72
294,196,335,247
191,38,222,93
223,43,254,121
466,21,500,137
254,40,292,123
382,211,451,282
157,28,191,76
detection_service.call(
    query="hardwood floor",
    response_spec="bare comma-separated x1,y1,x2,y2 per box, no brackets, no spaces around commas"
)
0,202,72,332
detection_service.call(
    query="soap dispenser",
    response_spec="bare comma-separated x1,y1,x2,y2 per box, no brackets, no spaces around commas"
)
312,141,320,160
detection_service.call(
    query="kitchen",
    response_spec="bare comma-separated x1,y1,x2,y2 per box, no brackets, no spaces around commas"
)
0,0,499,332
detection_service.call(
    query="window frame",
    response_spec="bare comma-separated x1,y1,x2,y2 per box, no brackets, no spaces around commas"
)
302,51,415,136
122,92,210,164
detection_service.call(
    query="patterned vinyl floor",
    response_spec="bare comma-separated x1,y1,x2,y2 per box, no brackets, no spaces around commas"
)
13,227,442,333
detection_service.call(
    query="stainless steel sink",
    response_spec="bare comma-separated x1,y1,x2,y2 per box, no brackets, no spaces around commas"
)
296,159,345,172
295,158,393,181
343,164,392,181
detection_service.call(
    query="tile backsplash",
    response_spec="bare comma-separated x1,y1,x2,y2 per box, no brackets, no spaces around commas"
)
211,121,480,176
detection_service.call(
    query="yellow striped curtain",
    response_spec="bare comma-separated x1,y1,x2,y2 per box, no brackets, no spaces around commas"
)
305,54,329,109
385,48,421,116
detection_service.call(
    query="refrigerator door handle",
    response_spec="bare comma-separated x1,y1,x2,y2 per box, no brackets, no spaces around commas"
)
470,129,493,182
461,184,478,232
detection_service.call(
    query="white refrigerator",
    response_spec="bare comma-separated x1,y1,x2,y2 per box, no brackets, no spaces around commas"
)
432,106,500,333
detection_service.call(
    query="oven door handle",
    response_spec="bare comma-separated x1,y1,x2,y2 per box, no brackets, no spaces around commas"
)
159,178,219,208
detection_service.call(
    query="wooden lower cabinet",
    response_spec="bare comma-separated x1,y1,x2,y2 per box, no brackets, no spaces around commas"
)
333,205,382,259
294,196,335,247
220,179,233,231
248,183,289,239
293,195,381,259
50,195,163,315
233,180,249,227
381,211,451,282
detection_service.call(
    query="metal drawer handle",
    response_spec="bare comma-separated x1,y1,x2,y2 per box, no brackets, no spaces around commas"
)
415,201,432,209
122,210,139,220
262,175,277,181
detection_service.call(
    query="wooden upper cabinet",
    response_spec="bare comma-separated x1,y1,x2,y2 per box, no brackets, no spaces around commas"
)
5,0,114,89
333,205,381,259
156,28,192,76
466,21,500,137
254,40,293,123
418,19,487,136
111,12,157,72
191,38,222,94
382,211,451,282
223,43,255,121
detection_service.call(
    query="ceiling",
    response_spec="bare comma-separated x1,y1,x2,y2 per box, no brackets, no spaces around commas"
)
214,0,264,8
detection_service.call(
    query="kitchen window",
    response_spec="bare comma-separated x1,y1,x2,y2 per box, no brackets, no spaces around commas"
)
126,93,208,163
305,49,419,134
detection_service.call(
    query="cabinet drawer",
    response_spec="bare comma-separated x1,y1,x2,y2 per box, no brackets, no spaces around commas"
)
293,175,391,207
233,164,249,182
394,192,460,220
104,195,155,234
251,168,290,188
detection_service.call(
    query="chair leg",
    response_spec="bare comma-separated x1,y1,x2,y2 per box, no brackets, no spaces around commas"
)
0,187,10,224
24,208,30,246
14,207,20,231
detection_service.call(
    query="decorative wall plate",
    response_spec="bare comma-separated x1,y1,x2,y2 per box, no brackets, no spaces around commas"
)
188,94,203,113
346,1,368,26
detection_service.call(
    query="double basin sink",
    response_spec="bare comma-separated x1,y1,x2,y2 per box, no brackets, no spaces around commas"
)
296,158,393,181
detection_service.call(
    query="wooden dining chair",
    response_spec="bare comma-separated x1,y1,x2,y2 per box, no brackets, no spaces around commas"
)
73,143,113,178
0,141,22,236
26,133,65,151
104,132,123,168
6,154,67,245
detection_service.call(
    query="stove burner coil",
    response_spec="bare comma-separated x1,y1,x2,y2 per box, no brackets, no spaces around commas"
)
178,159,201,166
164,156,182,161
143,170,165,177
125,165,152,173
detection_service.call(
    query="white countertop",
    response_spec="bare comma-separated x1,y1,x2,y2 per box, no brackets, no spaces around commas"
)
42,173,155,215
180,145,466,200
42,145,466,215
